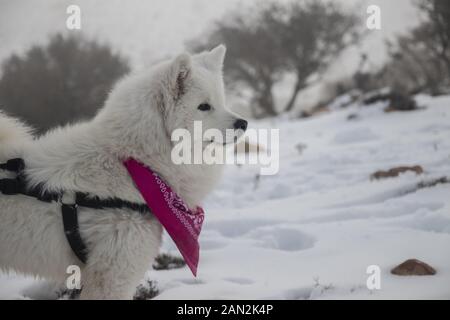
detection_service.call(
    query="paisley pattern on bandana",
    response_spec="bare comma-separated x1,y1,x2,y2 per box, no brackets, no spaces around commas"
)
123,158,204,276
153,172,204,239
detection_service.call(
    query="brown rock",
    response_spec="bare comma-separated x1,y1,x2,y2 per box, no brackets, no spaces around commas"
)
371,165,423,180
391,259,436,276
235,141,264,154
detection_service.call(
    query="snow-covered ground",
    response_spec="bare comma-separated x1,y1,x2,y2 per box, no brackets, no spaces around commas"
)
1,94,450,299
151,94,450,300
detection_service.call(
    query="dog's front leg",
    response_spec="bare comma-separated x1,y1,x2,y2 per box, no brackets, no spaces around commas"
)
79,265,139,300
77,215,161,300
78,246,152,300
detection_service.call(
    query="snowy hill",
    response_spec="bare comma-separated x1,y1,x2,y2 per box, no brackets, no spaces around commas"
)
3,93,449,299
151,94,450,300
155,92,450,299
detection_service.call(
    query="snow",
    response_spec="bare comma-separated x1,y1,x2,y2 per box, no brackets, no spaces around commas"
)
1,93,450,299
152,93,450,300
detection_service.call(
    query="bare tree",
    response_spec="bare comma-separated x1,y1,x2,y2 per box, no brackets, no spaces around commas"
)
374,0,450,95
190,0,360,118
417,0,450,76
191,12,285,118
274,1,360,112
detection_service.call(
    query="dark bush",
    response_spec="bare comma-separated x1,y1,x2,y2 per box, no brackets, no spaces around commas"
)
384,92,419,112
0,34,130,134
153,253,186,270
133,280,159,300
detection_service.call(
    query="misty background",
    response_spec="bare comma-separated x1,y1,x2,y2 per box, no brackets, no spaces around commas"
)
0,0,447,130
1,0,450,300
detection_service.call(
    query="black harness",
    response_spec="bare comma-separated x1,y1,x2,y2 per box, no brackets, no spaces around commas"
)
0,158,150,264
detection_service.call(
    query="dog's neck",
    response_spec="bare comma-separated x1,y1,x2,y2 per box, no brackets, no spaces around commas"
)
95,104,225,208
23,117,223,209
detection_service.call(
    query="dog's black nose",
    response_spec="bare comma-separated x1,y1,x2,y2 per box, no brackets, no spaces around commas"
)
233,119,248,131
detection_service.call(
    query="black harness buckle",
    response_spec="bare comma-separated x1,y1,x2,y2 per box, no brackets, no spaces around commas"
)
0,158,25,172
0,178,23,195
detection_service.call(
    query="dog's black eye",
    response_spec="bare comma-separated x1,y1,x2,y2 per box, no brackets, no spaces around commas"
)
198,103,211,111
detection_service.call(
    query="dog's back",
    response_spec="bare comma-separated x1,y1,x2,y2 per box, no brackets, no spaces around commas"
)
0,111,33,163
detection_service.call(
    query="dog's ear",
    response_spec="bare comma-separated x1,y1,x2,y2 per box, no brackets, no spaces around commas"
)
169,53,192,100
202,45,226,71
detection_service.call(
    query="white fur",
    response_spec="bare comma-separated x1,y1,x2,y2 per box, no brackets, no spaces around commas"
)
0,45,243,299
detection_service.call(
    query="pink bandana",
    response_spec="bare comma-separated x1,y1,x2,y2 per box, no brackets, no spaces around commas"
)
123,158,204,276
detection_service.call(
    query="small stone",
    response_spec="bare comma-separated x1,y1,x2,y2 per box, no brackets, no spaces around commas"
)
235,141,264,154
384,92,419,112
391,259,436,276
370,165,423,180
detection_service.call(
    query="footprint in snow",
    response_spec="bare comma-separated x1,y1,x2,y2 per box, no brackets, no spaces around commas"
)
332,127,379,145
207,219,280,238
246,227,316,252
222,277,254,285
200,238,229,250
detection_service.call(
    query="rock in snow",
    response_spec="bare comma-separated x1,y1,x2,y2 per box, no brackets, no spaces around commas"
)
391,259,436,276
370,166,424,180
1,94,450,299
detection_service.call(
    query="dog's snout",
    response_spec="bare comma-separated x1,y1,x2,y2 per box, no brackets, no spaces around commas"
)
233,119,248,131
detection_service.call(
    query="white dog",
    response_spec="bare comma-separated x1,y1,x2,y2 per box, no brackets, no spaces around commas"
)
0,45,247,299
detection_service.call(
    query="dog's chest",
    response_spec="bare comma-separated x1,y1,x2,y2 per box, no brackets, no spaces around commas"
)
175,164,223,207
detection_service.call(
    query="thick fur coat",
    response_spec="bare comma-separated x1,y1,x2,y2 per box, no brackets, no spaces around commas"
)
0,45,243,299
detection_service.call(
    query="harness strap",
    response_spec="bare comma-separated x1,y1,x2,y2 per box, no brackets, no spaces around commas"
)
1,158,150,265
0,158,25,172
75,193,149,213
0,178,23,195
62,203,88,264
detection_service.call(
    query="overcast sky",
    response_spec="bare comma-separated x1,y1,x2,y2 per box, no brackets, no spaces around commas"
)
0,0,420,64
0,0,421,108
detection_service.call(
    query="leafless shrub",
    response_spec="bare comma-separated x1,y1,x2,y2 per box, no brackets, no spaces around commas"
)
0,34,130,134
190,1,361,118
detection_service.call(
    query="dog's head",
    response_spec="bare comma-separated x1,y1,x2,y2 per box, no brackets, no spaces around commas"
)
163,45,247,145
99,45,246,156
